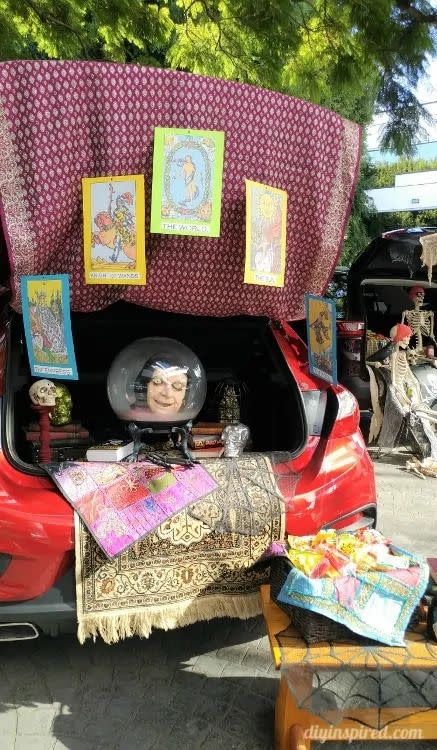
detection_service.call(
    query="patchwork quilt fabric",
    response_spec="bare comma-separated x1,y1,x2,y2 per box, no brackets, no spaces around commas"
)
277,548,429,646
44,460,217,558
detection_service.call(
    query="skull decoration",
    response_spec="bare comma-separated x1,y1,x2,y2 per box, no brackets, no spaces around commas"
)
408,286,425,307
49,383,72,426
221,423,250,458
390,323,413,350
29,379,57,407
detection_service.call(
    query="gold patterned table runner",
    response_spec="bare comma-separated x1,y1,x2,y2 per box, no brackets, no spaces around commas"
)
75,455,285,643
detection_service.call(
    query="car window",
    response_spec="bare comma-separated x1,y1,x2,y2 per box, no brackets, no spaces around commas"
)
362,284,437,338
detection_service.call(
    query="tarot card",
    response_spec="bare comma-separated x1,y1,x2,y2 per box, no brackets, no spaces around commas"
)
150,128,224,237
21,274,78,380
306,294,337,385
82,175,146,284
244,179,287,287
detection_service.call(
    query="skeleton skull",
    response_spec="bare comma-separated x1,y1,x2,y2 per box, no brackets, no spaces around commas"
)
408,286,425,307
29,379,57,407
221,423,250,458
390,323,413,350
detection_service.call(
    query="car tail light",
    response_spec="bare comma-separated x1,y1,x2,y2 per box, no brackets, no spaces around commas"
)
301,390,327,436
329,386,360,438
336,320,364,336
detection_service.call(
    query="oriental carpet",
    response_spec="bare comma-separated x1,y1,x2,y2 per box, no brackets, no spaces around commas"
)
75,455,285,643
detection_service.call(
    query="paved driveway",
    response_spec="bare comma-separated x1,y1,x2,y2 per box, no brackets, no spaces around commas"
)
1,451,436,750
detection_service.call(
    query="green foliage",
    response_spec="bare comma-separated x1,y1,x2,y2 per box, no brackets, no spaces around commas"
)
338,153,437,266
369,208,437,234
367,158,437,188
341,158,380,265
0,1,436,152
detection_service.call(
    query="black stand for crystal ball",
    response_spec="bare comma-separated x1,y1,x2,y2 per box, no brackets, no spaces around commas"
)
127,421,197,466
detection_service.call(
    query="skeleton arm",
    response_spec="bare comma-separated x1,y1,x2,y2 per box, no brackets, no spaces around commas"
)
414,406,437,424
428,310,437,345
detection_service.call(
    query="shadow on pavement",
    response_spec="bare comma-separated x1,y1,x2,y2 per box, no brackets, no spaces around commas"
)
368,447,412,467
0,615,277,750
1,614,437,750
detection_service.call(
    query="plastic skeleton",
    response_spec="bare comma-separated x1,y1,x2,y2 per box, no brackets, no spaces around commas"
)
420,232,437,284
369,323,437,431
401,286,436,354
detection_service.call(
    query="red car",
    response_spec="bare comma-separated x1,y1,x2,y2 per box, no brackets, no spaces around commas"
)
0,301,376,639
0,60,375,639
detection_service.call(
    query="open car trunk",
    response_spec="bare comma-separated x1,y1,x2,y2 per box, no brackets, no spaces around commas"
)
344,229,437,410
0,61,361,465
4,302,307,473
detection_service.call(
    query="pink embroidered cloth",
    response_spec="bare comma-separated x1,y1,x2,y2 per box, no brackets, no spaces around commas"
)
0,60,361,319
44,460,218,559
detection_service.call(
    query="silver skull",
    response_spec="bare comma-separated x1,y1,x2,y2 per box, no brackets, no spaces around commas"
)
221,423,250,458
29,379,57,407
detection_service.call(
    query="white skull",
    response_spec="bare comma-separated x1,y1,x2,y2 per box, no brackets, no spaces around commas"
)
221,423,250,458
29,379,57,407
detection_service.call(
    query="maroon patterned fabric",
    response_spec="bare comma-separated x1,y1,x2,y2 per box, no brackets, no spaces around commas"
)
0,60,361,319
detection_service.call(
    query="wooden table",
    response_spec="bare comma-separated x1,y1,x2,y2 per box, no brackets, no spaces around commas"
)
260,584,437,749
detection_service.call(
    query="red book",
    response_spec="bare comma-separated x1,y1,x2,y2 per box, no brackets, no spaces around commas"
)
25,426,89,441
28,421,86,433
188,435,223,449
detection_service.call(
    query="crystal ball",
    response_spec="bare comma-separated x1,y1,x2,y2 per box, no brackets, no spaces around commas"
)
107,337,207,426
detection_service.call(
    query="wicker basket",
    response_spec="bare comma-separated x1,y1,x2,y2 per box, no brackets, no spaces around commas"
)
270,556,368,645
270,556,423,645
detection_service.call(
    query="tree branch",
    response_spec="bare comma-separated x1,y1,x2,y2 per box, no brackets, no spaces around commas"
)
396,1,437,24
23,0,90,58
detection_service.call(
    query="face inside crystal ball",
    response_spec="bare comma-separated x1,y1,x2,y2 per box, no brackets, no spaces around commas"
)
107,337,207,425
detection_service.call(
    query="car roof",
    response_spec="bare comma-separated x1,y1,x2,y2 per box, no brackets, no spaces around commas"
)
349,227,437,282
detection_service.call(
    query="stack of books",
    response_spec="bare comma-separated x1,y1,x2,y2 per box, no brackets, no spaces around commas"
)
25,421,91,464
25,421,90,443
188,422,224,458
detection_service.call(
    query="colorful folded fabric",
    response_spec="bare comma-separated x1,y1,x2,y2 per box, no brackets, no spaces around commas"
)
43,460,218,558
277,541,429,646
242,532,428,646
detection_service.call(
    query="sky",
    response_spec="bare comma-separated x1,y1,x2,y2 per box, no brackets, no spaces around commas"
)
366,57,437,151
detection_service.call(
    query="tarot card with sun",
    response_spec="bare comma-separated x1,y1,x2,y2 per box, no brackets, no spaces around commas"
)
244,179,287,287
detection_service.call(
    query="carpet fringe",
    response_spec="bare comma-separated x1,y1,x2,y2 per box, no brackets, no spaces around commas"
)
77,593,262,644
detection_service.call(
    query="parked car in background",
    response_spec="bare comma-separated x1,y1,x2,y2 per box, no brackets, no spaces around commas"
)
341,227,437,411
325,267,368,411
347,227,437,324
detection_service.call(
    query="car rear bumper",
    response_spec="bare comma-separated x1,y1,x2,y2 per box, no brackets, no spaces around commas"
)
286,431,376,536
0,569,76,636
0,434,376,634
